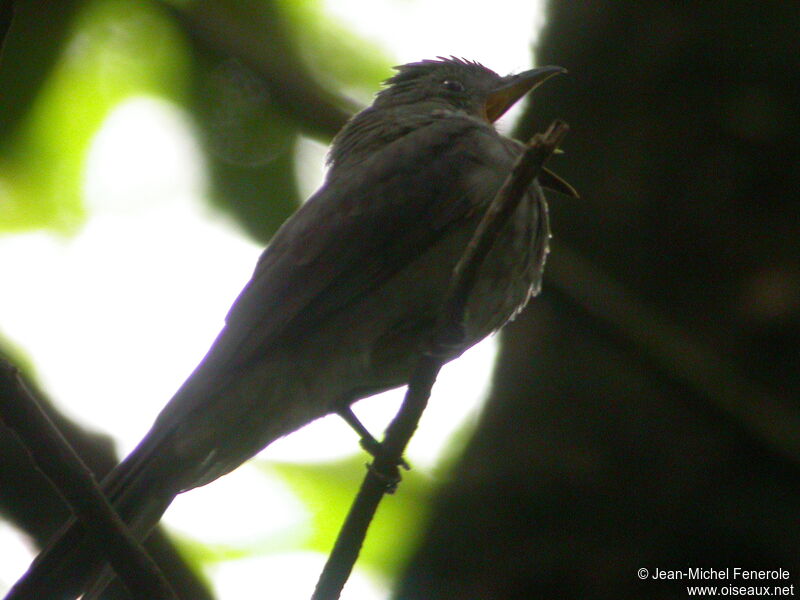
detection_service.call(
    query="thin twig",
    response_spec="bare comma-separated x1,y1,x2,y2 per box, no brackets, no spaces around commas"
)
311,120,569,600
0,359,176,600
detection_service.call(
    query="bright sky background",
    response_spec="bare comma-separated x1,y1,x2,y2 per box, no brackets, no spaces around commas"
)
0,1,546,597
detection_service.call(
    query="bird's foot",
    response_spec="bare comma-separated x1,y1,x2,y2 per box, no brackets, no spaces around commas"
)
359,436,410,471
367,460,402,494
337,406,410,471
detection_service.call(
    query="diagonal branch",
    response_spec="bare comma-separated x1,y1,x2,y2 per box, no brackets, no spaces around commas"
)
311,120,570,600
0,359,176,600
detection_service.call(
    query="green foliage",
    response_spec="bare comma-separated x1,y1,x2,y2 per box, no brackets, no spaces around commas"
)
171,530,254,567
0,0,391,239
265,456,434,579
189,53,301,243
0,333,35,377
277,0,392,103
0,0,190,233
168,456,436,583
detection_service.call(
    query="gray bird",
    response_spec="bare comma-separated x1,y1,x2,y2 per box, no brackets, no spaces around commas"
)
9,57,574,599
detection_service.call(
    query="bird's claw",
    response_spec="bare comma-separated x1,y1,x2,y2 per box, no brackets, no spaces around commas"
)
338,405,410,471
366,461,402,493
359,437,410,471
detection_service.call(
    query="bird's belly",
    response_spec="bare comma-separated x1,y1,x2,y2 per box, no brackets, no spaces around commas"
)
338,197,546,392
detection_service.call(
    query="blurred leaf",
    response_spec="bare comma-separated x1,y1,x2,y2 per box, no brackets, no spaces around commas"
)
171,531,252,568
158,0,391,243
204,138,300,244
191,56,299,243
265,456,434,578
277,0,391,103
167,0,357,138
0,0,190,233
199,59,294,167
0,333,35,377
0,0,84,145
428,407,482,478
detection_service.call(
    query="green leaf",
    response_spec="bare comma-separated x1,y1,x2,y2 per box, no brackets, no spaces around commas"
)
265,455,435,578
191,56,300,243
277,0,392,102
0,0,190,233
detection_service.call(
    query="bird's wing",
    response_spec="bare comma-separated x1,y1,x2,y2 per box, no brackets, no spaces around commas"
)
194,117,513,382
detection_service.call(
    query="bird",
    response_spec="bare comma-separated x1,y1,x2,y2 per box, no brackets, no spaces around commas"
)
8,56,575,599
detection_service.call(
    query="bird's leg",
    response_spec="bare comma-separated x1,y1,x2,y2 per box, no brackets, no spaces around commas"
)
336,405,410,471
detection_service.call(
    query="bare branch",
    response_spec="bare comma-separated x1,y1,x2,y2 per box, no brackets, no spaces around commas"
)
0,359,175,600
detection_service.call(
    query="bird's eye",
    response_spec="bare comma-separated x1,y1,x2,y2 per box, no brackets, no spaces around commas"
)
442,79,465,92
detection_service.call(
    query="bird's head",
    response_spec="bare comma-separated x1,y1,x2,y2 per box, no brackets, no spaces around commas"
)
374,56,565,123
326,57,569,177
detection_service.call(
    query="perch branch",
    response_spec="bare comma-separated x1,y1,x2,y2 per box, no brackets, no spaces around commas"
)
311,120,570,600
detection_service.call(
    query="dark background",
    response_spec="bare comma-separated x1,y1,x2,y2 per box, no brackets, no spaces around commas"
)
1,1,798,598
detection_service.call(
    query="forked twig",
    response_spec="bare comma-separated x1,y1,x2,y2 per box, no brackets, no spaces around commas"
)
0,360,175,599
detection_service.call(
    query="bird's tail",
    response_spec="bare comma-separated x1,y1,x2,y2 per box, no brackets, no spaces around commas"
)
6,434,180,600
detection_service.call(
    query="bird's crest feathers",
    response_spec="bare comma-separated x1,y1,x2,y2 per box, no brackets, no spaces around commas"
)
377,56,499,99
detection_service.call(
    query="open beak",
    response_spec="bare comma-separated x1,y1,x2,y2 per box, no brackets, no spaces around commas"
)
484,65,566,123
